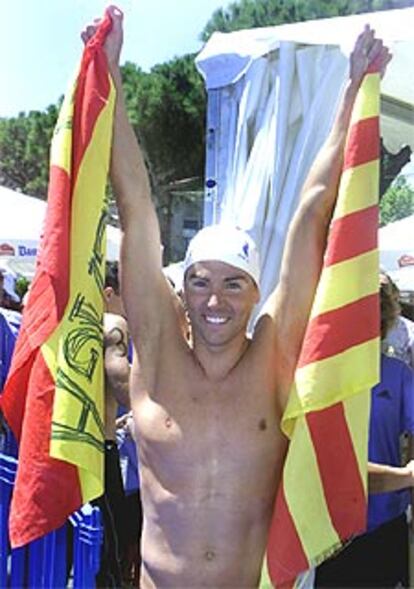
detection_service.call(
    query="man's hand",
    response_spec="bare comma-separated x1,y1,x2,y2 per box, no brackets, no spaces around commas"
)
405,459,414,487
350,25,392,85
116,411,132,430
116,411,135,438
81,5,124,70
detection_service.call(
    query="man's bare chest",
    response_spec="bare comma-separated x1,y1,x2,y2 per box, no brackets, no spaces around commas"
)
133,378,284,494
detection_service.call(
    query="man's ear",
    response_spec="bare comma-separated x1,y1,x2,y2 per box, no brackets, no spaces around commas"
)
253,283,260,305
103,286,114,303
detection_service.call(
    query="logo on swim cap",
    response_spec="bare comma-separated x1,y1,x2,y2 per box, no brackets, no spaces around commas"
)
183,225,260,288
241,241,250,261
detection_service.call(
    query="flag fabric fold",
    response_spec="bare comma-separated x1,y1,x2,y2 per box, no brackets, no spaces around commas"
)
263,64,381,587
0,13,116,548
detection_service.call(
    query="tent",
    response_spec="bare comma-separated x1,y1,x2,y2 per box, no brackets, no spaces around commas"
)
0,185,121,279
379,213,414,293
195,7,414,315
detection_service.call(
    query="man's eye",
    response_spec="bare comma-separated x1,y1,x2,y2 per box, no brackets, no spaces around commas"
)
192,280,207,288
226,282,242,290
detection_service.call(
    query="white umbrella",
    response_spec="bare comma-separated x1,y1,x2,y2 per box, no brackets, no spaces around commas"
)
388,266,414,293
0,185,121,278
379,214,414,282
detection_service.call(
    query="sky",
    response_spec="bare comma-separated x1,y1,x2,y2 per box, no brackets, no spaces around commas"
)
1,1,413,180
0,0,229,117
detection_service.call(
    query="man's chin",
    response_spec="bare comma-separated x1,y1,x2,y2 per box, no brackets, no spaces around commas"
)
196,325,241,350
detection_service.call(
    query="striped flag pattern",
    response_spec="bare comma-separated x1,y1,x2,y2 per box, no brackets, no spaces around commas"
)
264,64,381,586
0,13,115,547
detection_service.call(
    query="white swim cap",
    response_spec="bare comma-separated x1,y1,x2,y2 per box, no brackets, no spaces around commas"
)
183,225,260,288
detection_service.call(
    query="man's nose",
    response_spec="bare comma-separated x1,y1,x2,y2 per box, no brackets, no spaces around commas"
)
207,292,221,308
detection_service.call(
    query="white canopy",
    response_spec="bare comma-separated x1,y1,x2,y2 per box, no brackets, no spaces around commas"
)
195,7,414,316
0,185,121,279
197,7,414,153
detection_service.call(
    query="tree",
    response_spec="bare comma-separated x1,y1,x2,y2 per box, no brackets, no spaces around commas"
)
0,104,58,197
122,55,206,188
379,175,414,226
201,0,414,41
1,0,411,261
380,140,411,197
120,56,206,262
0,55,207,247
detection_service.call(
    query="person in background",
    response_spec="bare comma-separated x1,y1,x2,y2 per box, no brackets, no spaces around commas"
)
0,270,21,312
315,275,414,588
116,408,142,585
383,273,414,370
93,261,131,588
0,278,22,455
116,317,143,587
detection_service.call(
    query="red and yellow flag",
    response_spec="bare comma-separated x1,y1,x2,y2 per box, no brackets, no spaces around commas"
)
262,64,381,587
0,13,115,548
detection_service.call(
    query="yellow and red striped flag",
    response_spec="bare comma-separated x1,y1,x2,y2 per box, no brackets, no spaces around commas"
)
263,62,382,587
0,12,116,547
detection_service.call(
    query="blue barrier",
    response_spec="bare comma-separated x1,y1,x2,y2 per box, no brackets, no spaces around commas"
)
0,452,103,588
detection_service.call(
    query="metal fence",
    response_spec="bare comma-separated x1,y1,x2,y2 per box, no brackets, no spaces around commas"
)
0,450,102,588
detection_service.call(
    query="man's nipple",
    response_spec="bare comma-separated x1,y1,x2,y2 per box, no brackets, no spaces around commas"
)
204,549,216,562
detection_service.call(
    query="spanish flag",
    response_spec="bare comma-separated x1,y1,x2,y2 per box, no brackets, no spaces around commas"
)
262,63,381,587
0,12,116,547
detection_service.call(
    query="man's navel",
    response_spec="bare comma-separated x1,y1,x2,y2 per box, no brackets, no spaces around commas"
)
204,549,216,562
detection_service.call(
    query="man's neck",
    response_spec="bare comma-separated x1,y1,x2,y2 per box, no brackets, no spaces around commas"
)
192,334,251,382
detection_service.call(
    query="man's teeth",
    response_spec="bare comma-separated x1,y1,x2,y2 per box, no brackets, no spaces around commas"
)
205,316,227,324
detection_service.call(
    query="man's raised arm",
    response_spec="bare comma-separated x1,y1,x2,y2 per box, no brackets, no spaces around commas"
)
261,27,391,391
82,8,177,366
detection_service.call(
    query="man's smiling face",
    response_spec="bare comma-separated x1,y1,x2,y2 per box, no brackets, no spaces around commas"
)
184,260,259,350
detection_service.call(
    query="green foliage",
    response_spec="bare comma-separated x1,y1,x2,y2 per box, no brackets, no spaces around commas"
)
380,176,414,227
0,54,206,210
201,0,413,41
14,275,30,300
0,103,59,198
1,0,411,238
121,55,206,187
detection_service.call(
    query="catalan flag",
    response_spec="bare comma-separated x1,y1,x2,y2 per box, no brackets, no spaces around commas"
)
0,12,115,547
263,63,381,587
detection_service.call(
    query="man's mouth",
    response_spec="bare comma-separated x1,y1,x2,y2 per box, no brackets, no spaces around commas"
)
204,315,229,325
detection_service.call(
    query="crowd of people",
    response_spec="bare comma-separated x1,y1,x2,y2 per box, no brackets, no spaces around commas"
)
1,5,414,589
0,263,143,587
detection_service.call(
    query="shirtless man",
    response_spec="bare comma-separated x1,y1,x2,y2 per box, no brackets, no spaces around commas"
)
83,9,391,587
